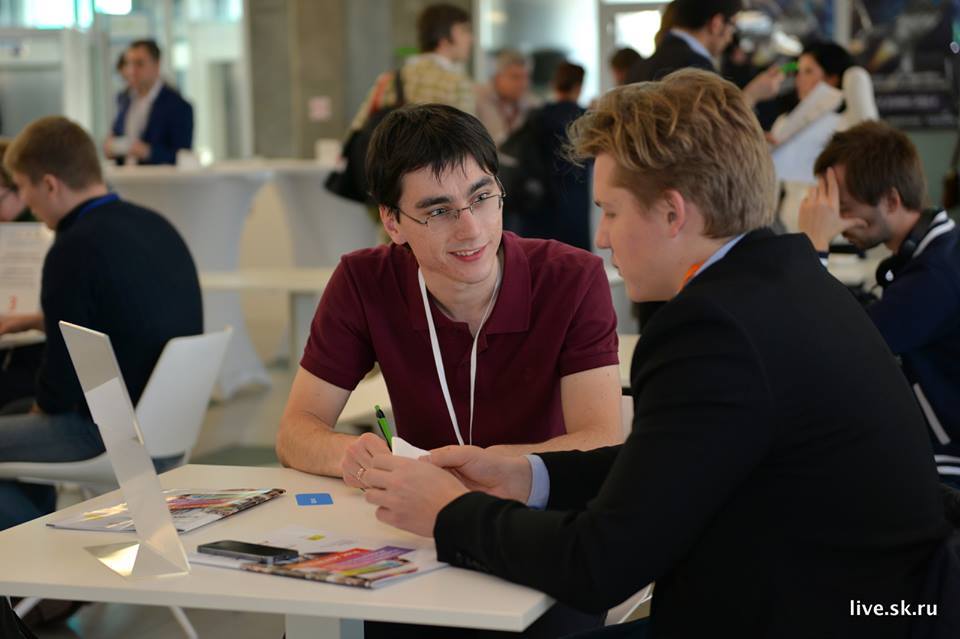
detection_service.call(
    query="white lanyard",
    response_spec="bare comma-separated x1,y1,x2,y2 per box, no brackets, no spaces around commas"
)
418,266,502,446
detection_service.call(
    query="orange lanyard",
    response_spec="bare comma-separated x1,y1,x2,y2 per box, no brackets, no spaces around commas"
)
680,261,704,290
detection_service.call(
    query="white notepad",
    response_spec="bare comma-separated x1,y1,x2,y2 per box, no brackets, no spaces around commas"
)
391,436,429,460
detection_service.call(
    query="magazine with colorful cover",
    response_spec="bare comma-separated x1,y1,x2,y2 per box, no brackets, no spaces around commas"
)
47,488,286,533
189,525,446,589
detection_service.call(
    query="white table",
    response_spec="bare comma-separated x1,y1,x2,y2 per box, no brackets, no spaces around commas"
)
200,267,335,366
105,165,274,399
827,253,884,288
264,160,380,268
0,329,45,350
0,464,552,638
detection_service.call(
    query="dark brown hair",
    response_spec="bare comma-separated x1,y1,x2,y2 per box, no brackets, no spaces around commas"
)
814,121,927,211
553,62,585,93
610,48,641,73
366,104,498,215
129,38,161,62
417,4,470,53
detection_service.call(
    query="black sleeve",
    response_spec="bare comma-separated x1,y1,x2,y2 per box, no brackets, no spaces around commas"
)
35,242,97,414
537,446,620,511
149,98,194,164
434,296,776,612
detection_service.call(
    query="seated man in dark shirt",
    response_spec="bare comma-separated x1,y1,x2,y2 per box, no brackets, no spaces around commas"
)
799,121,960,487
0,116,203,530
358,70,949,638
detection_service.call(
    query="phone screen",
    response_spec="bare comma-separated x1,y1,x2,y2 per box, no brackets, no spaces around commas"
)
197,540,298,562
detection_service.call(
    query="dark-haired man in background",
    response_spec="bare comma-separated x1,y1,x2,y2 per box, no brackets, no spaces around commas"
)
629,0,782,109
799,120,960,486
105,39,194,165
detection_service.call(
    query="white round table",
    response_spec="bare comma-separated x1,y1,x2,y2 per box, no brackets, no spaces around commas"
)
105,165,274,398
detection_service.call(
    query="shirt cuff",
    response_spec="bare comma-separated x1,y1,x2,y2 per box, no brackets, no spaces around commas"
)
525,454,550,509
817,251,829,268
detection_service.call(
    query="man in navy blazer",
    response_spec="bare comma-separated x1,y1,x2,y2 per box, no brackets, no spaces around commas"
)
105,39,193,166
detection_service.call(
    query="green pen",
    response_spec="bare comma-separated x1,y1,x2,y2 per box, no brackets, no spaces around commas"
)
375,405,393,449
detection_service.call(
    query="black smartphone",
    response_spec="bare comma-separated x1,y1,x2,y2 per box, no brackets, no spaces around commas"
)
197,539,299,564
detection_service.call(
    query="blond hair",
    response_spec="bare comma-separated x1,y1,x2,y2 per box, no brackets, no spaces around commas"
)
4,116,102,190
569,68,776,237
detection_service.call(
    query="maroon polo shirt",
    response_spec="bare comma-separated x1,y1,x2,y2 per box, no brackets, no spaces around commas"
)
301,231,619,450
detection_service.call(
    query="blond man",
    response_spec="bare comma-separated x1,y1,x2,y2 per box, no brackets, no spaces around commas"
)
355,70,949,638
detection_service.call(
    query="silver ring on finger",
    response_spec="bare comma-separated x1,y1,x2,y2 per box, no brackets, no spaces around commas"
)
356,466,366,484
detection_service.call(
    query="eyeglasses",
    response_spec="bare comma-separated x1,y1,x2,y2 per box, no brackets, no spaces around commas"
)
394,187,506,230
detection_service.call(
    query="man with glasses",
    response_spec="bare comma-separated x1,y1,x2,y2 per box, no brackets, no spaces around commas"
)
277,103,622,493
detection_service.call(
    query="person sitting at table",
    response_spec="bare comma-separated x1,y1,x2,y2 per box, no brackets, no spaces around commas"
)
798,120,960,489
357,70,950,639
278,102,622,475
276,103,622,635
104,39,194,166
0,139,43,411
0,116,203,531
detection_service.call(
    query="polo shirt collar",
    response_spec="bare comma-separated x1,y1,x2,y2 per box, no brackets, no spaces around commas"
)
405,231,531,335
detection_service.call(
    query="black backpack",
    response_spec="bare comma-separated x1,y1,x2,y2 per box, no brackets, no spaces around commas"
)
325,70,406,204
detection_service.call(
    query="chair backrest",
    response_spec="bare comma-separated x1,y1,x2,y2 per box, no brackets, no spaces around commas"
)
135,327,232,460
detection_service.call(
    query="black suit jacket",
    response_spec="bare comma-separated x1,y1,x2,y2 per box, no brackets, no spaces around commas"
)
627,32,715,83
435,230,949,638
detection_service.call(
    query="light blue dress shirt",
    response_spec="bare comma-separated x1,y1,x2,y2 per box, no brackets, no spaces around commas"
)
524,234,746,509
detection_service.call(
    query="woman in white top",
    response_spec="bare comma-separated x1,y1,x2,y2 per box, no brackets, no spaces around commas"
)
771,41,877,231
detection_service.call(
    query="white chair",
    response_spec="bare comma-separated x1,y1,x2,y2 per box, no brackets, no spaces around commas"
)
0,327,232,638
0,327,232,487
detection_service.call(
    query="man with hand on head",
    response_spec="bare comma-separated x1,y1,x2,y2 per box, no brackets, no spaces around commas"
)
360,70,949,639
799,120,960,486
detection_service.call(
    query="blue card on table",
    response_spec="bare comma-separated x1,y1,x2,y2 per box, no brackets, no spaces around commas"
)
295,493,333,506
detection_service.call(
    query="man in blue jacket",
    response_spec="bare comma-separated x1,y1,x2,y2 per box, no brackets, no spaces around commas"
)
800,120,960,487
105,39,193,165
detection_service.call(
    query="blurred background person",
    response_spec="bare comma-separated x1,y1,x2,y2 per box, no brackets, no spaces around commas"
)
476,49,538,146
0,138,42,413
104,39,194,166
629,0,783,110
503,62,591,251
771,40,878,231
609,47,641,87
0,140,31,223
